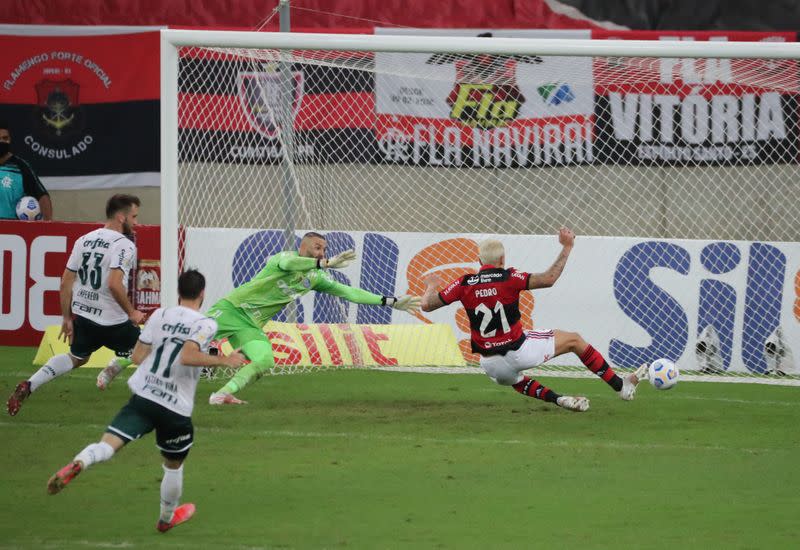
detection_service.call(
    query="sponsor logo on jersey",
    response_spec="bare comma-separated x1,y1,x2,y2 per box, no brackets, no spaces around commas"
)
191,323,215,343
83,237,110,250
161,322,191,336
277,279,304,300
443,279,461,295
483,336,516,348
464,271,506,285
143,384,178,405
72,301,102,316
164,433,191,445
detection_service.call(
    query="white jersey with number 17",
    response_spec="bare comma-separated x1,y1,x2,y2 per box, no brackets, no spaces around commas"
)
128,305,217,417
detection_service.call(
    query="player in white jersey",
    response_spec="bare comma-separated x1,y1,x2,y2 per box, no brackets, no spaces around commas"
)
46,270,247,532
7,194,146,416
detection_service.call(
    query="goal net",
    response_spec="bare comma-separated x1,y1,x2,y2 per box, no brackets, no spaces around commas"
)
162,30,800,382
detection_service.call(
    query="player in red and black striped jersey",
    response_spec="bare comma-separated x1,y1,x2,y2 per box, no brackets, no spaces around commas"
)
421,228,646,413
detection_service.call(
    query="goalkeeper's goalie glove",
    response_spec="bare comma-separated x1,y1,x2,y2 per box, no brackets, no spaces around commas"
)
382,295,421,314
319,249,356,270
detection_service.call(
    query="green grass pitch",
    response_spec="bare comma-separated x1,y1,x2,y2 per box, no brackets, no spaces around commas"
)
1,345,798,549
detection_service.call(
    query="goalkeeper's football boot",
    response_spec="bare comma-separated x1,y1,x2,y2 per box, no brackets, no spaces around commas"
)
96,361,124,390
157,503,196,532
6,380,31,416
556,395,590,412
208,392,248,405
47,461,83,494
619,363,649,401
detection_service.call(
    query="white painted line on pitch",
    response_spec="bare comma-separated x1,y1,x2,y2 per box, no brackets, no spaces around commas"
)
376,367,800,386
667,394,800,406
1,420,792,454
2,367,800,386
8,541,225,550
238,428,792,454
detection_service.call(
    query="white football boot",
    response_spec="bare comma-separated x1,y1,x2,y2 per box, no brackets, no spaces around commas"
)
619,363,650,401
556,395,590,412
96,360,125,390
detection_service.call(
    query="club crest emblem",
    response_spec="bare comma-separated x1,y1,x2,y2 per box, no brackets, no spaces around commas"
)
237,70,304,138
34,79,83,137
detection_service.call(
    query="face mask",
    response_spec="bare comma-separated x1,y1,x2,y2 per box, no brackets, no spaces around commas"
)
0,142,9,156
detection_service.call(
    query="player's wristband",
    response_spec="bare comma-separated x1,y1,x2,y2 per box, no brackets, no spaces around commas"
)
381,296,397,307
316,258,323,269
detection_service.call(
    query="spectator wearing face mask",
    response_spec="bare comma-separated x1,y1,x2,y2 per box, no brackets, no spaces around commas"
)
0,121,53,220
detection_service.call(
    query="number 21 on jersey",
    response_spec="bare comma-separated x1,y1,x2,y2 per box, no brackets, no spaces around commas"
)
475,301,510,338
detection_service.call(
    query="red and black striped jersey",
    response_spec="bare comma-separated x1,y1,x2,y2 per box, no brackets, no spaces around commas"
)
439,265,531,355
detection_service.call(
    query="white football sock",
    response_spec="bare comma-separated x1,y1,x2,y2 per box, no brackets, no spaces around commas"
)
29,354,75,392
74,441,115,469
160,464,184,523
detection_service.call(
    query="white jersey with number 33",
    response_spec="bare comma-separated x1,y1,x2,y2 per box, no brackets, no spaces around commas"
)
128,306,217,417
65,227,137,326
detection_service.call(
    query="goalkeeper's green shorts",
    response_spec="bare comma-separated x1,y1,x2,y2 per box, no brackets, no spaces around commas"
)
207,299,270,349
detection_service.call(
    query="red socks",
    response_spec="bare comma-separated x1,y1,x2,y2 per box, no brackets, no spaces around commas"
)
512,376,560,403
579,345,623,392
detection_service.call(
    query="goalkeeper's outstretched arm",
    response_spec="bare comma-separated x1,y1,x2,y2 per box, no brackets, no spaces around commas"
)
277,250,357,272
320,280,421,313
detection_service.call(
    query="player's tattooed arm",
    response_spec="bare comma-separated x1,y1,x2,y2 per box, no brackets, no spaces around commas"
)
421,274,446,313
527,227,575,290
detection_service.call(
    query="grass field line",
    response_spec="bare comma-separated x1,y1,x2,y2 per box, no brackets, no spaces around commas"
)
0,367,800,387
0,541,273,550
4,365,800,387
2,369,799,407
669,394,800,406
1,420,792,454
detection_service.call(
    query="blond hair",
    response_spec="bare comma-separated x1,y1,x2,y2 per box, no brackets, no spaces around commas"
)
478,239,505,266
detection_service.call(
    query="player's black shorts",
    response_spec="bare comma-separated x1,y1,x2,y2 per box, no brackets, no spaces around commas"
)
106,394,194,459
70,315,140,359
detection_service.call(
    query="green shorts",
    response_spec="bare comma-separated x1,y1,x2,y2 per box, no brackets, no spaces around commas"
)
106,394,194,457
71,315,140,360
207,299,270,349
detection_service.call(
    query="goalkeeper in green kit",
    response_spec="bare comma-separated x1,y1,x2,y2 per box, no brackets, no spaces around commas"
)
207,232,421,405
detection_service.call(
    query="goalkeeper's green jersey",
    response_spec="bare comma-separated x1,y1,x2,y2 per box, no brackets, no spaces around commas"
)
218,251,383,327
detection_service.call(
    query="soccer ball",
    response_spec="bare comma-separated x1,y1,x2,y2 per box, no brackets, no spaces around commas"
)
15,196,42,221
648,358,679,390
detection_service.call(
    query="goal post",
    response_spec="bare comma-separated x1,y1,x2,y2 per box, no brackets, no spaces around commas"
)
160,29,800,380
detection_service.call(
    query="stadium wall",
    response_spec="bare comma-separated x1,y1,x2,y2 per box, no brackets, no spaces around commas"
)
178,161,797,242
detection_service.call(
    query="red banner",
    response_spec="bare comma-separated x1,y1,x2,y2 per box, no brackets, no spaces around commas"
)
0,32,160,185
0,220,160,346
1,32,159,103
